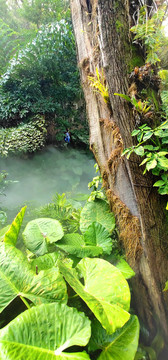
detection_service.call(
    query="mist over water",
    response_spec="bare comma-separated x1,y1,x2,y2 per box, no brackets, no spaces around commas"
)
1,146,95,211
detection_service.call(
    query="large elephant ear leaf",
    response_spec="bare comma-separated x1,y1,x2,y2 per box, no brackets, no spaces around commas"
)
56,233,103,258
80,199,115,234
22,218,64,256
0,303,91,360
59,258,130,334
84,222,112,255
0,243,67,313
3,206,26,246
89,316,139,360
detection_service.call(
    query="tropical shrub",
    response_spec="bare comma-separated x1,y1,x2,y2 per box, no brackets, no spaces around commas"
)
0,116,47,156
0,21,82,127
0,197,140,359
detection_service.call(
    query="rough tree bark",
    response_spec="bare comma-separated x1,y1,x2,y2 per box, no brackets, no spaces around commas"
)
70,0,168,350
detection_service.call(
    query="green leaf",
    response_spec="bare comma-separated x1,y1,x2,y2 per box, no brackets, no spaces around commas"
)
84,222,112,255
0,303,91,360
0,243,67,312
153,180,165,187
131,129,140,137
114,93,132,102
3,206,26,245
158,157,168,169
140,157,150,166
23,218,64,256
146,159,157,171
59,258,130,334
56,233,103,258
144,145,154,150
115,259,135,279
80,199,115,235
30,252,60,272
134,146,144,156
143,131,153,141
93,316,139,360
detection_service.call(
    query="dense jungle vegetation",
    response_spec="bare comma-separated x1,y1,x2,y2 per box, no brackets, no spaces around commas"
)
0,0,168,359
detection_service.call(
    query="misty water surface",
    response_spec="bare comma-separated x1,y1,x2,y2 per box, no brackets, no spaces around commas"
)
1,146,95,210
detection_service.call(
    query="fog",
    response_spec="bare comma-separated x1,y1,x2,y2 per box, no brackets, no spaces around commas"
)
1,146,95,210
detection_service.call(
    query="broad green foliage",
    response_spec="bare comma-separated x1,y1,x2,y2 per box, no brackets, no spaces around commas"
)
115,258,135,279
56,223,112,257
59,258,130,333
56,233,103,258
0,303,91,360
0,242,67,312
84,222,112,255
3,206,26,245
0,116,47,156
23,218,64,256
89,316,139,360
30,252,59,272
0,197,139,359
80,199,115,234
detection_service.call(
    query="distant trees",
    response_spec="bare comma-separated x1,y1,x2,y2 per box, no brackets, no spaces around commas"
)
0,0,88,146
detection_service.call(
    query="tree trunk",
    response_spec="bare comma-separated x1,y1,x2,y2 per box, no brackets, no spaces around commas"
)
70,0,168,350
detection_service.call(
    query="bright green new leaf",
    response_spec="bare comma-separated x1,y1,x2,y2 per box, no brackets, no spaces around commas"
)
153,180,165,187
23,218,64,256
84,222,112,255
0,303,91,360
158,157,168,169
115,259,135,279
89,316,139,360
143,131,153,141
56,233,103,258
146,159,157,171
0,243,67,312
3,206,26,245
134,146,144,156
59,258,130,334
80,199,115,234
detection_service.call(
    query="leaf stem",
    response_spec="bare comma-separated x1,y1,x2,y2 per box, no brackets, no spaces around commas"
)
20,296,31,309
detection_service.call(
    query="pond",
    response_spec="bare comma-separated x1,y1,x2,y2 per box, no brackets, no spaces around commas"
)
1,146,95,214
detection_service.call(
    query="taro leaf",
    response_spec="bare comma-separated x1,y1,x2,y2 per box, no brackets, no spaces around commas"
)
23,218,64,256
84,222,112,255
0,225,10,241
80,199,115,234
59,258,130,334
89,316,139,360
3,206,26,245
0,303,91,360
0,242,67,313
115,259,135,279
56,233,103,258
30,252,59,272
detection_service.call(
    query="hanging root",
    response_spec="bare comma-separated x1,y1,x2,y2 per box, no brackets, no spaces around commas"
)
107,189,143,268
